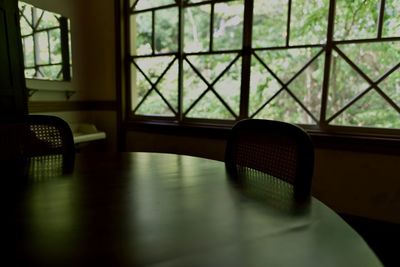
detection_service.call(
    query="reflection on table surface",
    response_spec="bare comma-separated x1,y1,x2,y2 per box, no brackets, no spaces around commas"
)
5,152,382,267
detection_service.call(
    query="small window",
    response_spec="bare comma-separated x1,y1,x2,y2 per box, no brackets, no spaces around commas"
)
18,1,72,81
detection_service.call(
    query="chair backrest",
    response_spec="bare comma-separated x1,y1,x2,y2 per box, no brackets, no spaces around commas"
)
225,119,314,201
0,115,75,176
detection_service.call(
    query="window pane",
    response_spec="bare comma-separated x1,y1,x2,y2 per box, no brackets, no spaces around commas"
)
38,65,62,80
287,54,324,122
23,36,35,67
253,0,288,48
383,0,400,37
214,58,242,115
337,42,400,81
157,61,179,111
132,56,176,114
183,61,208,112
37,11,59,30
327,51,370,118
188,0,209,3
155,8,178,53
290,0,329,45
24,68,35,79
134,56,174,83
133,0,175,10
135,90,175,117
334,0,379,40
186,54,237,83
18,2,71,81
19,10,33,36
249,57,282,116
49,29,61,64
131,12,152,55
131,69,151,110
186,91,234,119
330,90,400,128
35,32,50,65
184,5,210,53
255,48,322,84
379,69,400,107
255,90,315,124
213,1,244,50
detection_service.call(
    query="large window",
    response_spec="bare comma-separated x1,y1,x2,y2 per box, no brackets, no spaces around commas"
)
18,1,72,81
127,0,400,132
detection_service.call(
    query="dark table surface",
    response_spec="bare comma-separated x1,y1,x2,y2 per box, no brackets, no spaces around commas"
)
5,152,381,266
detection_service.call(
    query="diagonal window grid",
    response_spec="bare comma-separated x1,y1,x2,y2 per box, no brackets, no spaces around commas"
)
183,54,241,118
251,48,324,122
127,0,400,131
132,56,178,115
327,44,400,123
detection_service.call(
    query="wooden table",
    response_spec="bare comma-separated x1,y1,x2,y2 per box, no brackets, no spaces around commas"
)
6,152,382,266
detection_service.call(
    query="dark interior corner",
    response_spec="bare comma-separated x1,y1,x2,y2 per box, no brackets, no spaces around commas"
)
340,213,400,267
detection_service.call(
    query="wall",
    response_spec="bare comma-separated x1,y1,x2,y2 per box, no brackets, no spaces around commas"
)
126,131,400,224
24,0,117,151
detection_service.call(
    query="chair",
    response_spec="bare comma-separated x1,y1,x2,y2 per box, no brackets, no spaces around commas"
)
0,115,75,177
225,119,314,202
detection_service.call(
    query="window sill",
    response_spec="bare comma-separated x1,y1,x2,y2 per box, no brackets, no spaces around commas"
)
123,120,400,155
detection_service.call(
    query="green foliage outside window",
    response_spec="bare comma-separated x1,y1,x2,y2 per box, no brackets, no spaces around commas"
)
18,1,71,81
129,0,400,130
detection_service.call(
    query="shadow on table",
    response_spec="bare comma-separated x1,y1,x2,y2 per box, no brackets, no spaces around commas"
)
228,166,311,215
1,154,75,184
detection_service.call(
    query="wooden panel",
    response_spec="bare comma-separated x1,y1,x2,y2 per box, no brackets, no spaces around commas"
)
29,101,118,112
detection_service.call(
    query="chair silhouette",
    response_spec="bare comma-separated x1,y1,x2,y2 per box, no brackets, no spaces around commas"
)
0,115,75,178
225,119,314,202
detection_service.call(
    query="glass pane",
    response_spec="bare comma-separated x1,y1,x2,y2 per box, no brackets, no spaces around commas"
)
184,5,210,53
214,59,242,115
186,91,234,119
35,32,50,65
337,41,400,81
253,0,288,48
327,51,370,118
334,0,379,40
188,0,209,3
19,2,32,21
213,1,244,50
134,0,175,10
290,0,329,45
183,61,208,112
37,11,59,30
49,29,61,64
19,13,33,36
379,68,400,107
135,90,175,117
38,65,62,80
255,90,314,124
249,56,282,116
131,69,151,110
288,54,325,121
23,36,35,67
24,68,35,79
383,0,400,37
134,56,175,83
155,8,178,53
186,54,237,83
158,61,179,111
330,90,400,128
255,48,322,83
131,12,152,55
